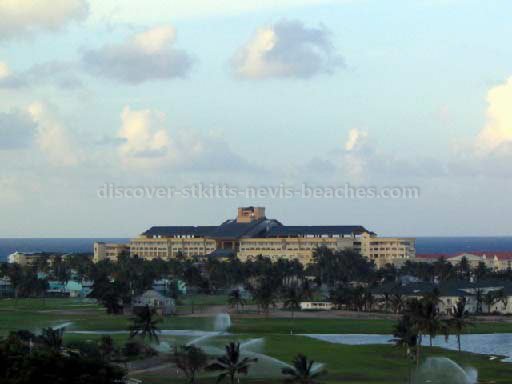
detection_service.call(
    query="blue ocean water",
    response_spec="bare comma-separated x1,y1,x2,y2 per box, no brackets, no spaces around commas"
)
414,237,512,255
0,237,511,262
0,238,130,262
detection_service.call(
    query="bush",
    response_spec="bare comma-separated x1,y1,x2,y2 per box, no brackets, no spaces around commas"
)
65,340,101,359
122,341,142,358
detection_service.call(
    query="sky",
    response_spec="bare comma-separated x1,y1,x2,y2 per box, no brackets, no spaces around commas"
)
1,0,512,237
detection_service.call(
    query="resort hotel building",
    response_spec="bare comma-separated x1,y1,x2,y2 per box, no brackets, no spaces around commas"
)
94,207,416,268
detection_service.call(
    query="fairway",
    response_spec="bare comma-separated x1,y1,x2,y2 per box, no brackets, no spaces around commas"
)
3,297,512,383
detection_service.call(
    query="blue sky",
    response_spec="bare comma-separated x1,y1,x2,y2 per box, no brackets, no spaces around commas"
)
1,0,512,237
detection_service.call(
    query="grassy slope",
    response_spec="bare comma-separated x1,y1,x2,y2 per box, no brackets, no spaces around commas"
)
3,298,512,383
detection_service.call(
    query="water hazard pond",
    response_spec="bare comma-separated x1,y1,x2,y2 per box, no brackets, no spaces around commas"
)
303,333,512,362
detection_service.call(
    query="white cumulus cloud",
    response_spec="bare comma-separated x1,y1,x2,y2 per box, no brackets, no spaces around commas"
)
342,129,371,180
117,106,260,172
0,62,11,78
83,25,194,84
476,77,512,152
0,0,88,40
232,19,343,79
345,128,369,151
118,107,170,166
28,102,81,166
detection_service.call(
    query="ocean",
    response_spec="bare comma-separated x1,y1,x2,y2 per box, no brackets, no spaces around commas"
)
0,237,512,262
0,238,130,262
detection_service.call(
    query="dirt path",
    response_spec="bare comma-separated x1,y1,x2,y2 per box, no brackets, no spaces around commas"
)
177,304,402,320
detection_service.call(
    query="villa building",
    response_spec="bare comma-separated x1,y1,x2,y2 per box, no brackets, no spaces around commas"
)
93,242,130,263
93,207,416,268
415,252,512,272
7,251,72,267
371,280,512,315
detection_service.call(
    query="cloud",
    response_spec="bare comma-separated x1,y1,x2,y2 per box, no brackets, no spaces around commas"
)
0,62,10,79
345,128,369,151
117,106,260,172
342,129,372,180
476,76,512,152
28,102,81,166
0,110,37,150
232,19,343,79
0,60,83,90
0,61,26,88
118,107,170,165
82,25,194,84
0,0,88,40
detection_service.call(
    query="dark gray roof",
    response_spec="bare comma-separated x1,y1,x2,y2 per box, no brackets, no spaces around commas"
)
372,280,512,297
371,282,436,295
208,219,280,239
142,219,281,240
266,225,368,237
142,226,217,237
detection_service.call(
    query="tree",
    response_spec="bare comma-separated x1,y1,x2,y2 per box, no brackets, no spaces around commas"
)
484,289,507,314
390,293,405,314
173,345,209,383
474,262,488,281
253,280,277,316
52,255,71,287
421,288,443,346
282,284,303,319
98,336,116,361
406,297,442,366
88,275,125,314
40,327,64,351
129,305,161,343
458,257,470,281
447,297,473,352
206,342,257,384
474,288,484,314
391,314,418,359
0,332,125,384
5,263,24,302
313,248,374,287
301,279,314,301
282,354,325,384
228,289,246,313
363,288,375,312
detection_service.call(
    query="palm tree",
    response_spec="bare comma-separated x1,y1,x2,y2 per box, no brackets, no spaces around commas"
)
406,298,440,365
206,342,257,384
363,288,375,312
282,284,303,320
301,279,314,301
474,288,484,314
228,289,246,314
282,354,325,384
391,314,418,359
421,288,443,346
253,282,277,317
129,304,161,343
390,293,405,314
447,297,473,352
173,345,209,384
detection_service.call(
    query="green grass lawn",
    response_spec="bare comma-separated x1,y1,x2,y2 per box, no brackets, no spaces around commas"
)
2,297,512,335
3,297,512,383
133,334,512,384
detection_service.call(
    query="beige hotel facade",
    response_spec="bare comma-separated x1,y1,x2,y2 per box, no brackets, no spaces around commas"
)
94,207,415,268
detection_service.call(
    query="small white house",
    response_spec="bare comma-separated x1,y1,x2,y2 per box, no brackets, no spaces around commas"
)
300,301,334,311
132,290,175,316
